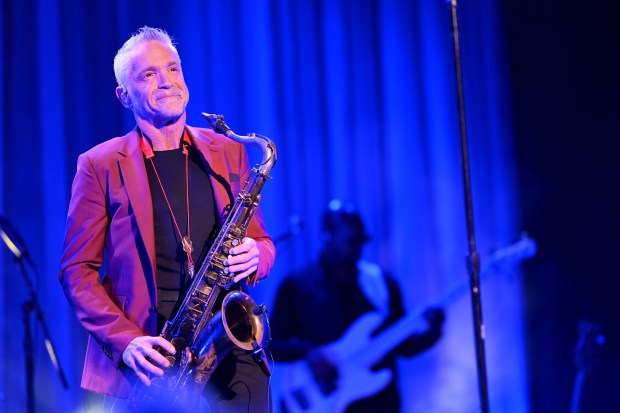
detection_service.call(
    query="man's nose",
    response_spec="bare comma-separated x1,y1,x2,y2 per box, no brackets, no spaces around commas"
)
158,73,174,88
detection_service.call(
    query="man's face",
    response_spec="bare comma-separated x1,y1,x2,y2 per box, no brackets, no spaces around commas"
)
121,40,189,126
325,220,367,267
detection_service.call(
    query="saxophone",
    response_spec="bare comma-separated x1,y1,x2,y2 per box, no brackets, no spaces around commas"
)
128,113,277,409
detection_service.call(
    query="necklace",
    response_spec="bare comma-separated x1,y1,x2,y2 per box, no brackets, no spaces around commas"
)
143,136,195,278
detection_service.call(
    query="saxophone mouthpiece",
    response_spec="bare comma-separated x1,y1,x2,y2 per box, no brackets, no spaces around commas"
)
202,113,232,137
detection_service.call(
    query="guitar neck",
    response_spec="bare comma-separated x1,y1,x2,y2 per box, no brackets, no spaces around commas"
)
356,279,464,366
356,236,536,366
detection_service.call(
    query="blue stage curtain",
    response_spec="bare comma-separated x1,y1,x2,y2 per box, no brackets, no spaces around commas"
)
0,1,526,411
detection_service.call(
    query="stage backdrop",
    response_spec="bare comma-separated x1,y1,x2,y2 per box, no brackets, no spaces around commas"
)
0,1,526,412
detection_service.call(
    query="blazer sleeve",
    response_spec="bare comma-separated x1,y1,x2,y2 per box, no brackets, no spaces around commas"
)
59,152,144,368
235,139,276,282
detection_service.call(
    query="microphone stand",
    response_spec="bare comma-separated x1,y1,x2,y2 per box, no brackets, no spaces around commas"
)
1,225,69,413
448,1,490,412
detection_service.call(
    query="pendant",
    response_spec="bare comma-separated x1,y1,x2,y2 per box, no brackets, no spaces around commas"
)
182,236,194,253
182,236,195,278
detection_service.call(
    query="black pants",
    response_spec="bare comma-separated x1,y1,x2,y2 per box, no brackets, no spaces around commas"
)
202,347,272,413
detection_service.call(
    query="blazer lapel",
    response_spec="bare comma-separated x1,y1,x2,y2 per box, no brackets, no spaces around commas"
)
117,129,157,279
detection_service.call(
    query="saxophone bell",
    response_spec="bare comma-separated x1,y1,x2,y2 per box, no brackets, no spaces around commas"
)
190,291,270,385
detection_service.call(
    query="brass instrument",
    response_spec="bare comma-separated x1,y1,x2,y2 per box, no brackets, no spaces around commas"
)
128,114,277,409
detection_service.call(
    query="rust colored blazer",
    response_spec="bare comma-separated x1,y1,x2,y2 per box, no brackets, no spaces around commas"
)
59,125,276,397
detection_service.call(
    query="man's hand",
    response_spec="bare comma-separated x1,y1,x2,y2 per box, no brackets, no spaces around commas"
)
307,348,339,394
122,336,176,386
225,237,261,284
423,307,445,332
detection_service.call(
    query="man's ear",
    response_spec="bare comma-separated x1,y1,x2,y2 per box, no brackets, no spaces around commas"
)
115,86,131,108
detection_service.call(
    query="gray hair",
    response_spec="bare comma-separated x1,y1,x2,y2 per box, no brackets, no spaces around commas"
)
113,26,181,87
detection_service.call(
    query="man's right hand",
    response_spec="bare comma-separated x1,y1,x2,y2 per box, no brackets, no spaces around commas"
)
122,336,176,386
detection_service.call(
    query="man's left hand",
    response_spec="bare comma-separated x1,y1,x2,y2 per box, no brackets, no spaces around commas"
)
225,237,260,284
423,307,445,332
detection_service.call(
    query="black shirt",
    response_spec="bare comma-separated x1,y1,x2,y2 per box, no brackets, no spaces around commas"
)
145,145,218,329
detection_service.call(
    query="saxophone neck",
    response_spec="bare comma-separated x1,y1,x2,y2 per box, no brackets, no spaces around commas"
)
202,113,277,174
241,133,277,173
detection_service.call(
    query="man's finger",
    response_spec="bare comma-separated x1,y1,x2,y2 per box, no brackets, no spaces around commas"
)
145,350,171,370
136,370,152,386
229,237,257,256
229,243,250,256
233,266,258,283
140,358,165,377
153,337,177,355
225,249,259,267
228,256,259,273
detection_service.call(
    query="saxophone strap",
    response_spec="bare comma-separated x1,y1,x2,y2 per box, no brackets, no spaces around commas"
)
141,129,196,277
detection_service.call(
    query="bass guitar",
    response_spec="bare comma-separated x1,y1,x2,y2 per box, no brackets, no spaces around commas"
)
278,234,537,413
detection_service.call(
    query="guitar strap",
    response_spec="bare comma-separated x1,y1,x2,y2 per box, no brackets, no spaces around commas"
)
356,260,390,315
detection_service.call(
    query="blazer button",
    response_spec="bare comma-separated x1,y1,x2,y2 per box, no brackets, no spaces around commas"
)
149,305,158,313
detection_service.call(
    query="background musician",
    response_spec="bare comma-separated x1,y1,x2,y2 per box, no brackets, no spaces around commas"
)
270,200,444,412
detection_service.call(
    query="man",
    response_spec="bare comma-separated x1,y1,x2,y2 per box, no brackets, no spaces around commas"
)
59,26,275,412
270,200,443,413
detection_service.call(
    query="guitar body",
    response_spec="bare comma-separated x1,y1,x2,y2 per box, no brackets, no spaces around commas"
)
280,312,393,413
